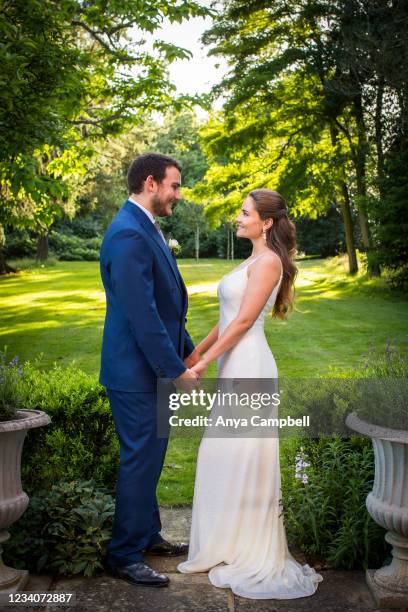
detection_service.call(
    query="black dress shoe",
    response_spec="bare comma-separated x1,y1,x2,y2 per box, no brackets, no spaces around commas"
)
108,562,169,587
145,539,189,556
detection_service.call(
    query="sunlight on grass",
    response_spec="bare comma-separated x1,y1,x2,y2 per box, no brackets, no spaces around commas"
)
0,256,407,377
188,282,219,295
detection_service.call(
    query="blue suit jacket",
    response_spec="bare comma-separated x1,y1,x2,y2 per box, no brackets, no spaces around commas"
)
99,200,195,392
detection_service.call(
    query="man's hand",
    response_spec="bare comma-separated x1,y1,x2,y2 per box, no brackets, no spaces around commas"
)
174,368,199,391
184,348,201,369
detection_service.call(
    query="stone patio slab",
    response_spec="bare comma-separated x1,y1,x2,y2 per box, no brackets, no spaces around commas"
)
233,570,376,611
5,507,407,612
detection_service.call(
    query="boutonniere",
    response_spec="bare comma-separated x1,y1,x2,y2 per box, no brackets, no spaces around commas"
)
168,238,181,256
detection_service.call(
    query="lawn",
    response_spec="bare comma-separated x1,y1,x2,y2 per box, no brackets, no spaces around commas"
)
1,256,406,376
1,256,407,504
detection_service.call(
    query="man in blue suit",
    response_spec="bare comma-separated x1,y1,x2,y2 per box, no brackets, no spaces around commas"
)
100,153,200,587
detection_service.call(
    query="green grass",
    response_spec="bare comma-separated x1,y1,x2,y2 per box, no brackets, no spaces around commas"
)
1,256,405,376
1,255,407,504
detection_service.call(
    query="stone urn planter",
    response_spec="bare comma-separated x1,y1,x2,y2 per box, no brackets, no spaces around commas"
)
346,411,408,609
0,409,51,593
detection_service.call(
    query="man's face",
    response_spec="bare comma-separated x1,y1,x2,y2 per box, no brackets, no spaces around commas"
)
151,166,181,217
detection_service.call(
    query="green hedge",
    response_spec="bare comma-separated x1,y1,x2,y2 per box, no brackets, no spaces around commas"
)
4,230,37,259
20,362,118,489
4,228,102,261
48,231,101,261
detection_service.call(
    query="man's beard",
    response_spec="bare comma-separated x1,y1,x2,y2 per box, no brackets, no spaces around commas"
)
152,193,172,216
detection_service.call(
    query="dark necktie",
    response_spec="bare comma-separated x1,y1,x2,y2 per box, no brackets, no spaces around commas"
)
153,219,166,244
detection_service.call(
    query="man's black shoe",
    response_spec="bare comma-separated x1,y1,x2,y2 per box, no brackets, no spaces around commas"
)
108,562,169,587
145,539,189,557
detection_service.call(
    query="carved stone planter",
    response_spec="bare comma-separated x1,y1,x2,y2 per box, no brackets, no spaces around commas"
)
346,411,408,609
0,410,50,593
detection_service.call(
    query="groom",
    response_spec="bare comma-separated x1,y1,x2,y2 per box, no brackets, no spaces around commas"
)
100,153,200,587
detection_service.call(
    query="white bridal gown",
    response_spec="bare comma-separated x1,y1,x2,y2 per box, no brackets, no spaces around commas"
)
178,254,323,599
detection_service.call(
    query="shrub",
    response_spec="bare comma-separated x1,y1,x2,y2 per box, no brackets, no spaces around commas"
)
4,230,36,259
368,148,408,291
279,344,406,569
5,225,102,262
58,216,103,239
279,343,407,434
3,480,114,576
19,362,119,489
340,342,408,429
279,377,356,438
2,362,118,577
0,352,24,421
295,202,350,257
281,437,389,570
48,231,100,261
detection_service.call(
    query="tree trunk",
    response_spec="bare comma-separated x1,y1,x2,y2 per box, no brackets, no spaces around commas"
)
375,76,385,191
0,249,16,275
329,125,358,274
195,223,200,262
339,182,358,273
36,232,49,262
353,95,381,277
226,223,230,260
228,225,234,260
0,225,16,275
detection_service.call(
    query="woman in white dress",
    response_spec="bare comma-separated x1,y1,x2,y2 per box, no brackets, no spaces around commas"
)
177,189,323,599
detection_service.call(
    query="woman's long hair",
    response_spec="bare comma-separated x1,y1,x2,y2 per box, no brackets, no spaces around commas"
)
248,189,297,319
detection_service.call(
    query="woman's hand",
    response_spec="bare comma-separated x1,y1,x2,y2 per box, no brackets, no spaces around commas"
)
191,359,209,379
184,347,202,368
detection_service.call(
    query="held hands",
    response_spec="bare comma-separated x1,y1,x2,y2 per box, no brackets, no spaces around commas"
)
174,368,199,391
191,359,209,380
183,348,202,369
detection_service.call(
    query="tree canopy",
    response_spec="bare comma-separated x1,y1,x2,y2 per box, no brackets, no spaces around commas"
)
191,0,408,279
0,0,209,269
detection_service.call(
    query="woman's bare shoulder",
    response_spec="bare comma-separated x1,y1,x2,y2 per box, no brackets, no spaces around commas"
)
255,251,281,270
247,250,282,279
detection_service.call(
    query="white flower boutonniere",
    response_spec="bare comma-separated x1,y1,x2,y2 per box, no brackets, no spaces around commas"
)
168,238,181,256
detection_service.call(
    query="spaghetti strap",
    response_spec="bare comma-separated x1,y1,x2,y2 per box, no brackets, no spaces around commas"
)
246,253,268,269
247,252,283,278
225,252,283,280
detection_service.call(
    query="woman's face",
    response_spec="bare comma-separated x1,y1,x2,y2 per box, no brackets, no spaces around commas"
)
236,195,264,240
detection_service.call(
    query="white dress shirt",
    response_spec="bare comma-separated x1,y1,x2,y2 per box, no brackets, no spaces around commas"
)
128,196,166,244
128,196,155,224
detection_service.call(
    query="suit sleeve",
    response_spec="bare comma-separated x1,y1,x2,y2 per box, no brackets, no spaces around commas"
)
110,230,186,380
183,326,195,359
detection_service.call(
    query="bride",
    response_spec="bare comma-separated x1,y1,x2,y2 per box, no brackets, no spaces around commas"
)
177,189,323,599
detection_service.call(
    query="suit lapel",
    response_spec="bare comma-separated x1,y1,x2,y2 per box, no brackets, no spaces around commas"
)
123,200,184,295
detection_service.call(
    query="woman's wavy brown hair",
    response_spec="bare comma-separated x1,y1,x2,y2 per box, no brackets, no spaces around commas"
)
248,189,297,319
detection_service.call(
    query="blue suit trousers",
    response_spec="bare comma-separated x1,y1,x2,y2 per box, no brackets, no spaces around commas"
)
106,389,170,567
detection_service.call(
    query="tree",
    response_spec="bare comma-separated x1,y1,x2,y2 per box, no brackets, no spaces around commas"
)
197,0,407,276
0,0,209,272
189,80,355,260
194,1,362,271
152,110,209,259
51,110,214,260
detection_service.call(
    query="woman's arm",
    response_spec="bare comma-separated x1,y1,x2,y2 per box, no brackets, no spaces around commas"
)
184,322,220,367
196,322,220,354
192,256,281,377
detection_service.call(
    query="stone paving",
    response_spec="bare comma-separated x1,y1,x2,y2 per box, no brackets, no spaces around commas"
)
4,508,407,612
